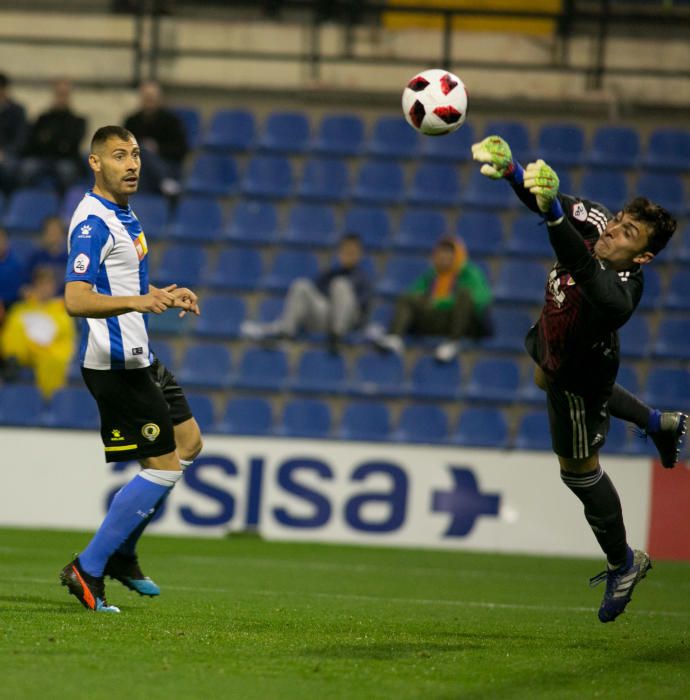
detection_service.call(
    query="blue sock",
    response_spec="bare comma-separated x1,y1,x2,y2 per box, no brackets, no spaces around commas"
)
80,470,180,577
647,409,662,434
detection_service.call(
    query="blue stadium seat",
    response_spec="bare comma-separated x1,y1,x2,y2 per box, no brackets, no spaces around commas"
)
217,397,273,436
311,113,365,157
493,260,546,305
184,153,239,197
392,403,449,444
281,203,337,248
176,343,233,389
152,244,206,288
258,111,310,154
130,193,169,240
483,121,531,154
260,250,319,293
579,170,628,213
192,295,245,339
232,347,289,391
257,297,284,323
151,340,175,371
460,170,515,210
338,401,391,441
366,301,393,332
505,215,554,258
636,172,684,214
185,393,215,433
419,121,475,162
407,163,461,208
365,116,420,159
464,358,520,403
534,123,585,168
0,385,45,426
663,270,690,311
351,351,406,397
643,367,690,409
616,364,640,395
342,206,392,251
515,410,552,451
481,308,534,353
8,237,37,266
587,126,640,169
516,365,545,406
61,184,86,222
201,109,255,152
172,106,202,149
297,157,349,202
278,398,332,439
395,208,448,253
351,161,405,205
168,196,223,242
147,309,189,337
641,128,690,172
456,212,504,257
450,407,509,448
376,255,428,298
206,247,263,291
408,356,461,400
224,201,278,245
637,266,661,311
241,156,293,199
652,318,690,360
618,314,650,359
2,188,59,233
42,388,98,429
289,349,347,394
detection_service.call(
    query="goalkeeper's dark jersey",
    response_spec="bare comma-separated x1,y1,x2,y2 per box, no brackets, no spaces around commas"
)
524,194,644,395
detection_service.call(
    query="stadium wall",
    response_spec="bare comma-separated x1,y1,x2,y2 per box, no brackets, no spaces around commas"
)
2,428,688,561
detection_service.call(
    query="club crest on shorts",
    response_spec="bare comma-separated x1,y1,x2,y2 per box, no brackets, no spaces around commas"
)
141,423,160,441
572,202,587,221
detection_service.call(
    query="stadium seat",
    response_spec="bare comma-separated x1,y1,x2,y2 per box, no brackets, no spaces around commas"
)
257,297,284,323
533,123,585,168
408,356,461,400
217,397,273,436
505,215,554,258
460,170,516,210
365,116,420,159
578,170,628,213
663,270,690,311
406,163,461,208
674,223,690,262
637,266,661,311
641,127,690,172
151,244,206,288
151,340,175,371
232,347,289,391
2,188,59,234
342,206,392,251
130,193,169,240
192,295,245,339
201,109,255,152
167,195,224,241
289,349,348,394
419,121,475,162
516,365,545,406
351,160,405,205
376,255,428,298
493,260,547,305
338,401,391,441
41,388,98,430
636,173,685,214
281,203,338,248
351,351,406,397
483,121,531,154
464,358,520,403
587,126,640,169
277,398,332,439
185,393,216,433
311,113,365,157
456,212,504,257
172,106,202,149
224,200,278,245
652,318,690,360
206,247,263,291
514,410,552,451
395,208,448,253
643,367,690,409
176,343,232,389
618,314,650,359
0,385,45,426
616,364,640,395
8,237,37,266
147,309,189,337
184,153,239,197
481,308,534,353
450,407,509,448
61,184,86,222
297,157,349,203
241,155,293,199
259,250,319,293
258,111,310,154
392,403,449,444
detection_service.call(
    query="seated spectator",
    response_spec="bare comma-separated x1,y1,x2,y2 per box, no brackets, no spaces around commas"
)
26,216,69,293
0,71,27,194
0,226,27,322
0,266,75,398
375,236,493,362
123,80,187,196
241,233,372,354
19,79,87,194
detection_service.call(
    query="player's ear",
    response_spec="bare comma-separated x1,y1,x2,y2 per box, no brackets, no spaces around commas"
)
88,152,101,173
633,251,654,265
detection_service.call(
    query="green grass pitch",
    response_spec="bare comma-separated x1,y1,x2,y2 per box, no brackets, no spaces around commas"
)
1,528,689,699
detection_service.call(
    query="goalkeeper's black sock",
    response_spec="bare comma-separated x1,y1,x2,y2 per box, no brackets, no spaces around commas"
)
608,383,654,431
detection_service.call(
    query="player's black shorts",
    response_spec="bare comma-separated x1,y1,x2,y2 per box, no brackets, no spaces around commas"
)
545,381,610,459
149,356,193,426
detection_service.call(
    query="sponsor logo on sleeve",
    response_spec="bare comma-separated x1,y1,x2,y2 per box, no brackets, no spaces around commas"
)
73,253,90,274
78,224,92,238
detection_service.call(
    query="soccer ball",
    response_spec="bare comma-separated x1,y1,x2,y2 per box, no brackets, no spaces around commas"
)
401,68,468,136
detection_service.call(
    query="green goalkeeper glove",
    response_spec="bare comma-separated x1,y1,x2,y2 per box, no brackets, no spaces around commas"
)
471,135,516,179
523,159,563,219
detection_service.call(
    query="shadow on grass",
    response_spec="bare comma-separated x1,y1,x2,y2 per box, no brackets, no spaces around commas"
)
0,593,83,613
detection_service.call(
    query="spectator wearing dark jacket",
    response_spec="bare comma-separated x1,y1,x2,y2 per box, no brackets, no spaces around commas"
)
0,72,28,193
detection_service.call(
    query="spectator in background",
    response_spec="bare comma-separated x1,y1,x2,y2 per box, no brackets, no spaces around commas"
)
374,236,493,362
0,72,27,194
19,79,87,194
26,216,69,292
241,233,372,354
123,81,187,196
0,266,75,398
0,226,27,321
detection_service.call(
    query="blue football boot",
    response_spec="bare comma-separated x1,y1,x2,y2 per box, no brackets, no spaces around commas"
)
105,552,161,597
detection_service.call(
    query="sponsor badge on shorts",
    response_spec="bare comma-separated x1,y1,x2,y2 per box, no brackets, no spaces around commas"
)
141,423,160,442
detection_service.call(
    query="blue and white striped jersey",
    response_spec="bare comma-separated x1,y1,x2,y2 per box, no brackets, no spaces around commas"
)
65,191,150,370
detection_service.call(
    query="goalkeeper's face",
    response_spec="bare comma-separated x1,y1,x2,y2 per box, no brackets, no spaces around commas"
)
594,211,654,270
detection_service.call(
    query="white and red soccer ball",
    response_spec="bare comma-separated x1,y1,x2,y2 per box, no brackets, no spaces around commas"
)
402,68,468,136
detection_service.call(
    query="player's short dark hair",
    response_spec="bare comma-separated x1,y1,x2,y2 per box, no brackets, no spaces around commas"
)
90,125,135,152
0,73,9,88
339,232,362,247
624,196,676,255
435,236,456,252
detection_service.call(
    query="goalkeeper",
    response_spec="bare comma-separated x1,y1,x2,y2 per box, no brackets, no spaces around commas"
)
471,135,684,623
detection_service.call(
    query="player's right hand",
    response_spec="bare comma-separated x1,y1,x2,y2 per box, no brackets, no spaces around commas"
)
135,284,177,314
471,135,514,179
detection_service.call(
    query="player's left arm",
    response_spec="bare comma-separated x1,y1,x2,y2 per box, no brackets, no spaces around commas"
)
149,283,200,318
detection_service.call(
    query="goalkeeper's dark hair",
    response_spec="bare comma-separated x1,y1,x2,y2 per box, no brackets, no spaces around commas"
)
624,196,676,255
90,126,135,153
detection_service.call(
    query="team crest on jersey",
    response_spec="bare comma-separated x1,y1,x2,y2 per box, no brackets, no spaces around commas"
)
572,202,587,221
133,232,148,261
73,253,90,274
141,423,160,442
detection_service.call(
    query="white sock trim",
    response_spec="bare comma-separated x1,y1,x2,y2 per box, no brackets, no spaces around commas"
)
139,468,183,487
